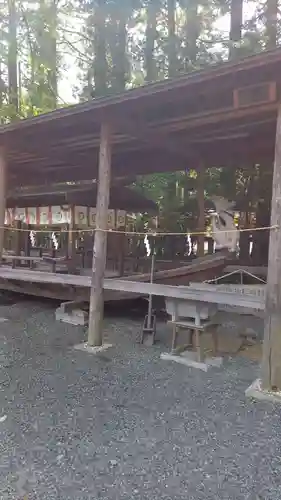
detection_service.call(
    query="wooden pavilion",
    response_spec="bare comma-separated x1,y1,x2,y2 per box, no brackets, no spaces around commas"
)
1,47,281,389
4,182,157,274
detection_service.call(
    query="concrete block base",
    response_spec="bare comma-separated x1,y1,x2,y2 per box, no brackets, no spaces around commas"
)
245,378,281,403
160,351,223,372
74,342,113,354
56,308,88,326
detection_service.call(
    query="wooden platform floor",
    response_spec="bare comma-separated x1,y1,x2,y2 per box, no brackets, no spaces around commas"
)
0,266,141,302
0,253,231,303
0,266,93,287
0,265,265,311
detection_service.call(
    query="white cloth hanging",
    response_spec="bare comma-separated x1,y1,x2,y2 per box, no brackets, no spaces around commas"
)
210,196,239,252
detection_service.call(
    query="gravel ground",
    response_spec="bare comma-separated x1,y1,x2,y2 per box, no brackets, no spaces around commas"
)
0,299,280,500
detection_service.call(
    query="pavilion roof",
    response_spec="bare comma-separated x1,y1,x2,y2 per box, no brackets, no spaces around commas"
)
7,183,157,212
1,47,281,189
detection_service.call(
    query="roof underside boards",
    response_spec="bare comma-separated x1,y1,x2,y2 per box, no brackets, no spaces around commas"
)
1,48,281,189
6,184,157,212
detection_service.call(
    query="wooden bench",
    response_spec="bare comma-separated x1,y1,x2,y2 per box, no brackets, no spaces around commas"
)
42,256,79,274
2,254,42,269
2,254,73,274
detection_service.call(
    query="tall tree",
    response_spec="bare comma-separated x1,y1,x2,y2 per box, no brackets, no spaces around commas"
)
229,0,243,59
38,0,58,109
108,1,131,93
92,0,108,97
183,0,200,70
144,0,159,82
20,0,59,113
7,0,18,116
265,0,279,48
167,0,178,76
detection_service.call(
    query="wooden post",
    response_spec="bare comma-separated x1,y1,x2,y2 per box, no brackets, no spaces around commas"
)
117,228,126,277
67,207,76,272
197,164,205,257
88,122,112,347
261,104,281,390
14,220,21,256
0,149,6,261
25,224,31,257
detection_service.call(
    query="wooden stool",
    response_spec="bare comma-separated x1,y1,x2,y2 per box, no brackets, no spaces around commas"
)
169,318,219,363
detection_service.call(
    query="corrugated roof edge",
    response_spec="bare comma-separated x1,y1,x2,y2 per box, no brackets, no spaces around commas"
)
1,46,281,134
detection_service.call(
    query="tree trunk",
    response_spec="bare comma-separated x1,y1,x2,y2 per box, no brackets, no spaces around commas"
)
34,0,57,110
0,150,6,260
229,0,243,60
167,0,178,77
48,0,57,108
116,14,127,91
0,63,4,116
265,0,278,49
8,0,18,117
94,0,108,97
109,5,128,93
184,0,199,70
145,0,158,82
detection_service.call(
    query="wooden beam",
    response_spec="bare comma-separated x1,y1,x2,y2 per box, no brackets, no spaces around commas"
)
261,103,281,390
108,113,195,164
0,149,6,260
88,121,112,347
197,164,205,257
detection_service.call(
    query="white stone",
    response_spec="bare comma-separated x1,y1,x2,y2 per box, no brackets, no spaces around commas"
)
56,308,88,326
245,378,281,403
73,342,113,354
160,351,223,371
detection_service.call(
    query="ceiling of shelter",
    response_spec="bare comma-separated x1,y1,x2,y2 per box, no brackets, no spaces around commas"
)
1,47,280,190
7,184,157,212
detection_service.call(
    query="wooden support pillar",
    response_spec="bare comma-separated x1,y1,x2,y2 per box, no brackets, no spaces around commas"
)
197,164,205,257
261,104,281,390
67,207,76,272
14,220,21,256
88,122,112,347
117,228,126,277
25,224,31,257
0,149,6,261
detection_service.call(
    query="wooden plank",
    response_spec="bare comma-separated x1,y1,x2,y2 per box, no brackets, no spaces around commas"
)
0,250,229,294
3,255,43,261
0,149,6,260
0,266,265,310
0,267,88,285
102,280,265,310
109,113,191,164
88,121,112,347
261,103,281,390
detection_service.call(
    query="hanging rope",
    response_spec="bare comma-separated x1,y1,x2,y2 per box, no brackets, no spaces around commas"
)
0,224,277,236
